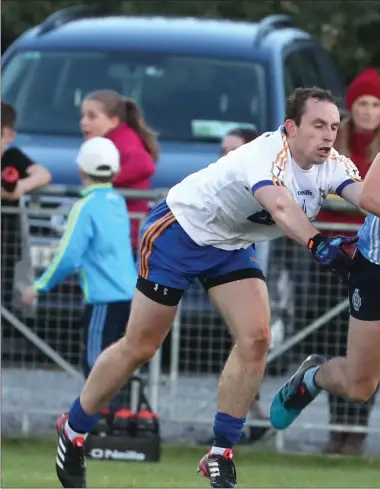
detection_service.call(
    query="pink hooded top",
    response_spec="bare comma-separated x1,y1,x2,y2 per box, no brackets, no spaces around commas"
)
106,123,156,250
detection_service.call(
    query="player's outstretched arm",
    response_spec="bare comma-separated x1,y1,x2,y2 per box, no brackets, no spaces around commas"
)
340,182,363,210
359,152,380,217
254,185,319,245
254,185,356,281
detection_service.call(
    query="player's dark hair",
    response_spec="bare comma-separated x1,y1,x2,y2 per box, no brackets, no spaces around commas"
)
226,127,259,144
285,87,337,126
1,101,16,131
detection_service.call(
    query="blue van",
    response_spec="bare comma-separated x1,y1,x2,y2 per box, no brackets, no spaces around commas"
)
2,7,345,188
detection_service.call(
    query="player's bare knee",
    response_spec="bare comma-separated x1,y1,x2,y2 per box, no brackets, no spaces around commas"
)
237,325,271,363
118,336,157,367
136,342,159,363
347,379,378,404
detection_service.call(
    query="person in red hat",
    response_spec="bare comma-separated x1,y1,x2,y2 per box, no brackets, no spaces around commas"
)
336,68,380,178
318,68,380,455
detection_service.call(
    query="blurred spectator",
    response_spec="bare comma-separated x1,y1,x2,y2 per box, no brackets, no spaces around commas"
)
1,101,51,310
336,68,380,177
220,128,258,156
318,68,380,455
81,89,158,254
22,137,138,430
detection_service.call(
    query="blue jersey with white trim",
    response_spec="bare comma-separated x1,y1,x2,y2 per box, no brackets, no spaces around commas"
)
166,126,361,250
34,184,137,303
357,214,380,265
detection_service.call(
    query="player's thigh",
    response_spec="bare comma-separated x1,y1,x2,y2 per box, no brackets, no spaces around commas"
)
208,278,271,346
346,316,380,385
128,200,194,354
124,289,177,356
201,244,270,345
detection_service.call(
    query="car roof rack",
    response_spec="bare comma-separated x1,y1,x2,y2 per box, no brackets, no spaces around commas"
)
38,4,111,35
254,14,295,46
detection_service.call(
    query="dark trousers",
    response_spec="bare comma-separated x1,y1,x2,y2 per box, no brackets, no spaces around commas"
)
82,300,132,411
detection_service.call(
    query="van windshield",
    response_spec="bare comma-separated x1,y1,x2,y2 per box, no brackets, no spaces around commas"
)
2,50,267,141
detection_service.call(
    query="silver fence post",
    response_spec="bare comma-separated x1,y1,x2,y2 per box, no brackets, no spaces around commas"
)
169,300,182,419
148,348,162,414
275,431,285,452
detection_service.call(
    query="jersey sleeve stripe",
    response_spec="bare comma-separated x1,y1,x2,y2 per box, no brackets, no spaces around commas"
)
335,178,356,197
251,180,275,194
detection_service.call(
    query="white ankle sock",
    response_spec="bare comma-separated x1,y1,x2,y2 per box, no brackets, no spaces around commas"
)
210,446,227,455
64,420,88,441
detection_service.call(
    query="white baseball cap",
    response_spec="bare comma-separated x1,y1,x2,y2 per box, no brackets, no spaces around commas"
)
76,137,120,177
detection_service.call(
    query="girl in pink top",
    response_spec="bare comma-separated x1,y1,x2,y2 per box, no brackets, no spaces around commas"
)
81,89,158,252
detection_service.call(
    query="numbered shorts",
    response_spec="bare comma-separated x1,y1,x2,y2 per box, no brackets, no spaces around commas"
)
136,200,264,306
348,250,380,321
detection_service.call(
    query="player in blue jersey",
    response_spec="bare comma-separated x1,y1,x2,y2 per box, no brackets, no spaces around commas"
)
271,153,380,431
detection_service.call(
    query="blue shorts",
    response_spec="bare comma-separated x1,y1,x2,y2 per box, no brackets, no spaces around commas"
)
136,200,264,305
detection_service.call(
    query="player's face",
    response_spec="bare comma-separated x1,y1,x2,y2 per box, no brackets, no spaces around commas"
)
221,135,245,156
291,99,340,166
81,100,119,140
351,95,380,132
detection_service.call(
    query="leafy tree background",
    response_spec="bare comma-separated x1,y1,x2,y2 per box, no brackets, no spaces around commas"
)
2,0,380,84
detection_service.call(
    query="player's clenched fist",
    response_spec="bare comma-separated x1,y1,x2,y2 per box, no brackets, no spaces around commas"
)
308,233,358,280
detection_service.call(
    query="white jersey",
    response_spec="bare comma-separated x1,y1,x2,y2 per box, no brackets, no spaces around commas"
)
166,126,361,250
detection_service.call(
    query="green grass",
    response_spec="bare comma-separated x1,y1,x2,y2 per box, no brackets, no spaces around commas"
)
2,438,380,488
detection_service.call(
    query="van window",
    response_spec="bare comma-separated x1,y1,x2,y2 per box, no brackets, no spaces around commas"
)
284,45,344,102
284,50,304,96
2,50,268,140
297,48,327,88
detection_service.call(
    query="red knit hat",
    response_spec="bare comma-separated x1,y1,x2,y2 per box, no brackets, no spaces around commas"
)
346,68,380,110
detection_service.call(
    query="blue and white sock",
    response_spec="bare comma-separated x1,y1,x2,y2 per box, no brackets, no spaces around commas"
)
64,420,88,442
303,367,321,397
211,412,246,454
66,397,101,439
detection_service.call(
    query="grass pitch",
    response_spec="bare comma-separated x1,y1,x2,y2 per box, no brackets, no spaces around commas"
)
2,438,379,487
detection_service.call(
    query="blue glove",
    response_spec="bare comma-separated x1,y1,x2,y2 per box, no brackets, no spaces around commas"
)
308,233,358,281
